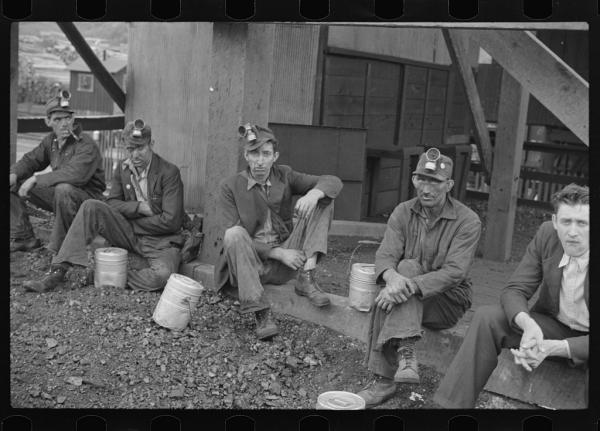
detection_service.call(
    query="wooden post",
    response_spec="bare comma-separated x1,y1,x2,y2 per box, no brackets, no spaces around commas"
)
200,23,275,264
442,29,493,182
483,70,529,261
10,23,18,165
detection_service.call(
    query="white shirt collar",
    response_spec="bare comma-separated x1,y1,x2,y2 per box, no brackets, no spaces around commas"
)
558,250,589,271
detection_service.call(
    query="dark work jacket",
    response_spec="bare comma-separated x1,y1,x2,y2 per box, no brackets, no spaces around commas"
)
500,221,588,366
214,164,343,292
10,123,105,197
107,152,185,244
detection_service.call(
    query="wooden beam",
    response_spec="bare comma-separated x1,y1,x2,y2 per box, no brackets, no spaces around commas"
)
10,23,18,165
200,23,275,264
483,70,529,261
464,29,589,146
18,115,125,134
314,22,588,31
442,29,493,183
57,22,126,111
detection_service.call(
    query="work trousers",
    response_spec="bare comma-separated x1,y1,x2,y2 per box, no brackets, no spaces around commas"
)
365,259,470,379
10,183,98,252
53,199,181,292
221,201,333,313
433,304,587,408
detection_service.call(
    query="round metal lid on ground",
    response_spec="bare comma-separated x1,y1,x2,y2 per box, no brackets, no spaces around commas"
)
316,391,366,410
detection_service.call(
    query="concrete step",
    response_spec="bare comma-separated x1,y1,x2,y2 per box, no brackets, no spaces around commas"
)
180,259,587,409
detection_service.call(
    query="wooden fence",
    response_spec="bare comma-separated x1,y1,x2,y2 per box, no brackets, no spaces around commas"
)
467,141,588,207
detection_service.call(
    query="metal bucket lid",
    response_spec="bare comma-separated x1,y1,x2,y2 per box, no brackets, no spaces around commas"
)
316,391,365,410
95,247,128,259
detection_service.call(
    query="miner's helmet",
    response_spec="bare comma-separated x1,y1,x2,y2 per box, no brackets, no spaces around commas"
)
412,147,453,181
45,89,75,116
238,123,277,151
122,118,152,147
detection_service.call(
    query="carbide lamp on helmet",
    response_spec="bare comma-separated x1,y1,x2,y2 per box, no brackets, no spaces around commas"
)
238,123,257,142
132,119,145,138
59,90,71,107
424,147,441,171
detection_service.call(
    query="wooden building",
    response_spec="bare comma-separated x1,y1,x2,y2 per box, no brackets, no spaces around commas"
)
14,23,584,262
68,54,126,115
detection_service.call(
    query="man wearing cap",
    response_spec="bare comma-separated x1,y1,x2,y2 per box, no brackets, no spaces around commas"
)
214,124,343,340
23,119,185,293
10,91,105,253
356,148,481,408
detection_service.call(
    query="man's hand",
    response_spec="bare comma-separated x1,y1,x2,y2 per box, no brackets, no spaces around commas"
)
9,173,17,187
376,269,415,305
18,176,37,198
374,289,397,313
294,189,325,220
270,247,306,270
137,201,154,217
515,312,545,352
510,345,548,372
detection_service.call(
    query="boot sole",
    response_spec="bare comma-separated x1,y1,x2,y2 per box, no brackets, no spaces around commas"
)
357,390,397,408
393,375,420,384
294,289,331,307
256,328,279,340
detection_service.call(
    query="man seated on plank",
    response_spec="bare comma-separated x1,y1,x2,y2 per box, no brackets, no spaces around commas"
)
10,89,105,253
23,119,185,293
434,183,589,408
356,147,482,408
214,123,343,341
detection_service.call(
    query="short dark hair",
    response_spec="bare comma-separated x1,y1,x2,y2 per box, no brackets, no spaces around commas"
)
551,183,589,213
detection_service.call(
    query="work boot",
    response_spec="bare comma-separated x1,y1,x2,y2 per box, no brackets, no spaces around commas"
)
23,264,69,293
10,237,41,253
254,308,279,340
295,269,330,307
356,375,397,408
393,337,420,384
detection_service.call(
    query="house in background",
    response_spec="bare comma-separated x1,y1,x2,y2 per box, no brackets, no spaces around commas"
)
68,53,126,115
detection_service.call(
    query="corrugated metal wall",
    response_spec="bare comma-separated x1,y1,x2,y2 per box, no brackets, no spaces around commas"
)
126,22,213,212
269,24,321,125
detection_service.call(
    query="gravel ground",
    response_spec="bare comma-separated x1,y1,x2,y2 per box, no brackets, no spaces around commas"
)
10,198,548,409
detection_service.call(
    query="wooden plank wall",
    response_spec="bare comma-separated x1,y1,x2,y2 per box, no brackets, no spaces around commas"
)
269,123,367,221
269,24,321,125
398,65,449,148
69,70,124,115
327,26,451,65
126,23,213,213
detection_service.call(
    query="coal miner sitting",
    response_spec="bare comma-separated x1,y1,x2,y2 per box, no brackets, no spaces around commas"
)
214,124,343,341
356,148,482,408
23,119,185,293
10,89,105,253
434,184,589,408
